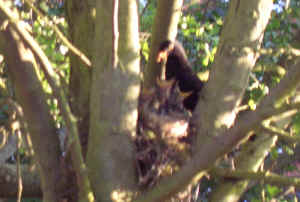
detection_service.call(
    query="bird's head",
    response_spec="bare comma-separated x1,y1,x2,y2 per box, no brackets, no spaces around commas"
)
156,40,175,63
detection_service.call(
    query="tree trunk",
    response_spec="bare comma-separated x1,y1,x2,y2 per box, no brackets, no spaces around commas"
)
65,0,95,155
86,0,140,201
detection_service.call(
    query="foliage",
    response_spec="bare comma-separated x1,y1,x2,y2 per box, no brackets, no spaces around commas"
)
32,16,69,127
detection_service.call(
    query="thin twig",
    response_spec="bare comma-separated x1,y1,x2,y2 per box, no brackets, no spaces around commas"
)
261,121,300,144
5,99,34,160
16,130,23,202
140,0,151,16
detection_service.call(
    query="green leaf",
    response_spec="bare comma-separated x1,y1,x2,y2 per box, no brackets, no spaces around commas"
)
270,147,279,159
202,56,209,67
141,41,149,61
292,112,300,135
39,1,49,13
266,184,281,197
269,18,281,29
283,145,294,155
248,99,256,110
195,27,205,37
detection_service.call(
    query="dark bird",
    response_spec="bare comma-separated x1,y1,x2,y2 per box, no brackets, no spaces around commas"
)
157,40,204,111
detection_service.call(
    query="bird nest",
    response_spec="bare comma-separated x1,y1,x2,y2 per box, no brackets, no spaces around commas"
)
136,79,196,189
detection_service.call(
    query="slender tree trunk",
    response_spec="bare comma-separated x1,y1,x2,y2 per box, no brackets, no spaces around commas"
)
65,0,95,154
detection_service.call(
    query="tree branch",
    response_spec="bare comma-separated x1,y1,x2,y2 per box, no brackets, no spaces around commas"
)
212,167,300,189
16,131,22,202
209,130,277,201
261,121,300,144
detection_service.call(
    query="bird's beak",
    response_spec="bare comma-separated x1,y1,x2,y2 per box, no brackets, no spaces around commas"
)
180,91,193,98
156,51,168,63
156,43,174,63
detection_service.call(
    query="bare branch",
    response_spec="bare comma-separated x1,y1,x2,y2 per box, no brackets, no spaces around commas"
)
261,121,300,144
16,131,23,202
212,167,300,188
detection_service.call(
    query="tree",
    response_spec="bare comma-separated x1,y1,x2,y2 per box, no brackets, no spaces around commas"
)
1,0,300,202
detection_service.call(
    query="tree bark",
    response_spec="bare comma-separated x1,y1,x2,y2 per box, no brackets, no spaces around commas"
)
195,0,273,147
87,0,140,201
65,0,95,155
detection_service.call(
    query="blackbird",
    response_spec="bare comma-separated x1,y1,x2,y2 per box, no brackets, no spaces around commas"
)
157,40,204,111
